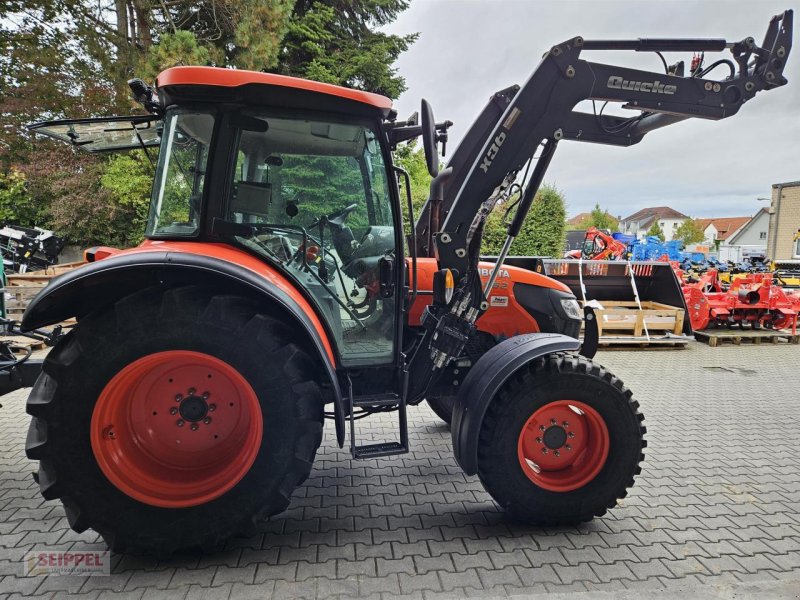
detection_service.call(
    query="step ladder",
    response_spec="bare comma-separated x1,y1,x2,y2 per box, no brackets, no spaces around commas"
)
347,373,409,459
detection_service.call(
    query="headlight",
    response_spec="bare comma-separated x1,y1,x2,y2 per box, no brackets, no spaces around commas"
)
560,298,583,320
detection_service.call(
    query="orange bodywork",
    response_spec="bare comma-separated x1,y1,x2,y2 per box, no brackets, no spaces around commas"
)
95,241,336,365
156,66,393,111
408,257,571,338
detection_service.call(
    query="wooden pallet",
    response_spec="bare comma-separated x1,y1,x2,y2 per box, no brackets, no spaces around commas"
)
0,335,47,351
5,260,86,286
694,328,800,347
598,333,693,348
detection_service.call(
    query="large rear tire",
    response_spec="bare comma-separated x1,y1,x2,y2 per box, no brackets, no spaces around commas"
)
476,353,645,525
25,286,324,555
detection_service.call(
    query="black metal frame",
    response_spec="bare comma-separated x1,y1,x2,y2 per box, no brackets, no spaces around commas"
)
417,10,792,272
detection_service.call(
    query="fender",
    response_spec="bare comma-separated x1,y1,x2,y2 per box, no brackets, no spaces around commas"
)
22,250,347,446
451,332,581,474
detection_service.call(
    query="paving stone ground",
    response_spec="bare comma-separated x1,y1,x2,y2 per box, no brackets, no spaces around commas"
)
1,341,799,599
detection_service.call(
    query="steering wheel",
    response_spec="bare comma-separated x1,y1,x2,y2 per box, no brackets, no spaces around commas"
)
325,203,358,227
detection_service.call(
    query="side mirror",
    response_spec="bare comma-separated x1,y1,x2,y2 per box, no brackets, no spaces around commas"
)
420,99,438,178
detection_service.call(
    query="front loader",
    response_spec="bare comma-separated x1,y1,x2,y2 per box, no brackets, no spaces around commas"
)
21,11,791,554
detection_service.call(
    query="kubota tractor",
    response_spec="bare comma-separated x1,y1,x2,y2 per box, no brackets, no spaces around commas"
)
21,11,791,554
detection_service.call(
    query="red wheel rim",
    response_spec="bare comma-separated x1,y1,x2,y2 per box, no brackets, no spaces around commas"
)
91,350,263,508
517,400,610,492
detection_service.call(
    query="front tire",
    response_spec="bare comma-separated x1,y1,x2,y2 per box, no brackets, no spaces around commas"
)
25,286,324,555
476,353,645,525
426,395,455,426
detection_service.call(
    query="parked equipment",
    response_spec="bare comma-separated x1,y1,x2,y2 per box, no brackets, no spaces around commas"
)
22,12,792,554
0,225,65,273
682,269,800,332
565,227,628,260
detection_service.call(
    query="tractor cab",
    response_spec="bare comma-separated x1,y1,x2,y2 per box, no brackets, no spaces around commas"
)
32,68,406,369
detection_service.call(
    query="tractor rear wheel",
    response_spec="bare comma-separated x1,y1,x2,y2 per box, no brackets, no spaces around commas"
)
25,286,324,555
476,353,645,525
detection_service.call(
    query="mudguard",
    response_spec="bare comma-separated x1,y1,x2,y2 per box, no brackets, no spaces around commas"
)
21,250,347,445
451,332,581,475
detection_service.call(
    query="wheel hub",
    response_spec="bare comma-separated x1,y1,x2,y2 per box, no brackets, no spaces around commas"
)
517,400,610,492
178,393,209,422
542,425,567,449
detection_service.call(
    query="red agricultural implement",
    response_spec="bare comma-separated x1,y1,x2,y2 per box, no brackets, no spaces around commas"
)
682,269,800,331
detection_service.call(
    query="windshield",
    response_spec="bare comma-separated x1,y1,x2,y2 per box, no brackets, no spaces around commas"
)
224,111,397,366
146,110,214,236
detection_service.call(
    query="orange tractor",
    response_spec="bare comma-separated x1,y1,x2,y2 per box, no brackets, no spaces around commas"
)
21,12,791,554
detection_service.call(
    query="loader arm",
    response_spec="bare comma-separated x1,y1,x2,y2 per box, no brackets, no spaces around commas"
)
416,10,792,261
406,10,791,399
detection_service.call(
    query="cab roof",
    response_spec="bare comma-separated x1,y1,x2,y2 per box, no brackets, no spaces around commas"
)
157,66,393,116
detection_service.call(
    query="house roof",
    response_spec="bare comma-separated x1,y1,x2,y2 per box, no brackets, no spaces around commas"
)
567,211,617,227
696,216,751,241
727,208,769,244
567,212,591,226
620,206,689,228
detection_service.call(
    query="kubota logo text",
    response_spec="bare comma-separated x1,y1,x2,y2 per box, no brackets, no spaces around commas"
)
607,75,676,95
480,132,507,173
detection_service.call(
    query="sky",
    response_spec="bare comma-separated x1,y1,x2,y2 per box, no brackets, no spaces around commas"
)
384,0,800,220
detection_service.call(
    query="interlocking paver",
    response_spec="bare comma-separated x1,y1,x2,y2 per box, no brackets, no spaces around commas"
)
3,342,800,597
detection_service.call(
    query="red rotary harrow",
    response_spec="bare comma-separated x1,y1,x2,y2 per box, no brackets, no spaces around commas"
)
682,269,800,332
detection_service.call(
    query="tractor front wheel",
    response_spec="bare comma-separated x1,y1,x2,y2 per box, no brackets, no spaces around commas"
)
25,286,324,555
426,395,455,426
476,353,645,525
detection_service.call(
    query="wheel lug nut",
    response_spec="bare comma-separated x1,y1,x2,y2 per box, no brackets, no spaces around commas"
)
191,423,199,431
541,448,548,454
203,417,212,425
562,421,569,427
565,445,572,451
188,388,196,395
539,425,546,431
176,419,184,427
554,450,560,457
208,404,216,412
550,418,557,425
202,392,210,400
535,437,542,443
169,407,178,415
175,394,183,402
568,432,575,438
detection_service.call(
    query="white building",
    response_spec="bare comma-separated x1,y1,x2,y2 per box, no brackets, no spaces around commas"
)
698,210,768,262
619,206,689,241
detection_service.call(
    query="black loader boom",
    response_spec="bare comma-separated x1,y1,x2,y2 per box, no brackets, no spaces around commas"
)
407,10,792,394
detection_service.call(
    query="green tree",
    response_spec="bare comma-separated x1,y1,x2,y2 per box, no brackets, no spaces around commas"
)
674,218,705,245
482,184,566,257
646,221,665,241
0,167,47,226
586,203,618,230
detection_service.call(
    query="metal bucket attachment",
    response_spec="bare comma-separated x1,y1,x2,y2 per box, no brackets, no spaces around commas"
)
532,259,693,337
